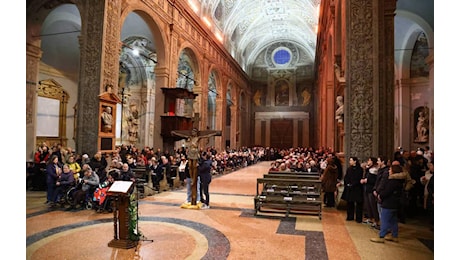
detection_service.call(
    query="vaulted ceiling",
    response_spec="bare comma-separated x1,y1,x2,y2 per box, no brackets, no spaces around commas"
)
36,1,433,83
196,0,320,79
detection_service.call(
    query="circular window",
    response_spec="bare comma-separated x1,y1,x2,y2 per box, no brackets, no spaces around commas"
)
273,49,291,65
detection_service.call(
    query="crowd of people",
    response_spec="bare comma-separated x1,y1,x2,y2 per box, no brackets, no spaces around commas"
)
28,142,434,239
254,145,434,244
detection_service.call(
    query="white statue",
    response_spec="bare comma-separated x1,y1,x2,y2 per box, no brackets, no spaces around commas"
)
416,111,428,142
335,96,344,123
101,106,113,132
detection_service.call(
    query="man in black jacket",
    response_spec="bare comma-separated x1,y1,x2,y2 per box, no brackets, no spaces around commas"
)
148,157,163,191
198,153,212,209
371,164,405,243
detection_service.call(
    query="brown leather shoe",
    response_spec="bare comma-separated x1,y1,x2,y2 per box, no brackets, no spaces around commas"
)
384,236,399,242
370,237,384,243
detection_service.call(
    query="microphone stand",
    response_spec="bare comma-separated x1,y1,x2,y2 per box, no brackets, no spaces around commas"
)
135,181,154,245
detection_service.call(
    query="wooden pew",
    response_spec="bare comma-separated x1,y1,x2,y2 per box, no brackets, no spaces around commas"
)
159,168,169,191
268,170,321,178
263,173,319,181
132,166,147,198
254,177,322,219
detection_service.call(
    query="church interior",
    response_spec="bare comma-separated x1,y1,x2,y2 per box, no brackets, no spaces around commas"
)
25,0,437,259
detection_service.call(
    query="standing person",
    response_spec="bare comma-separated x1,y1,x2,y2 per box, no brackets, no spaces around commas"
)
51,144,64,165
33,145,50,191
320,158,338,207
178,154,188,186
360,157,379,226
332,153,343,181
198,153,213,209
45,155,62,205
171,128,221,205
387,161,413,224
180,155,201,205
371,164,405,243
420,161,434,211
90,151,108,183
426,170,434,226
373,155,390,227
343,157,364,223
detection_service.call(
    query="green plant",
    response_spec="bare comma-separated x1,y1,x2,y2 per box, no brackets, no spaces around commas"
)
128,192,141,241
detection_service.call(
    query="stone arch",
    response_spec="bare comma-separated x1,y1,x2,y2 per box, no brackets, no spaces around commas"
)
120,6,167,71
118,9,162,146
175,47,201,123
395,10,433,80
207,69,220,130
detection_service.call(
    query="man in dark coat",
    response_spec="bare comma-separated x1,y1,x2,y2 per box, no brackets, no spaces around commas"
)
343,157,364,223
198,153,213,209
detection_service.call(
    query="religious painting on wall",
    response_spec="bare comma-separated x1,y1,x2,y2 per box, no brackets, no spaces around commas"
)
253,88,264,106
275,80,289,106
414,106,429,143
299,88,311,106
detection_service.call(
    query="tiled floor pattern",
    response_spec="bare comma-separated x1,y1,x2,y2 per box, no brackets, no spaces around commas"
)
26,161,434,260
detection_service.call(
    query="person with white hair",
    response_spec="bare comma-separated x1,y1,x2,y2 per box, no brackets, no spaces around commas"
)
309,160,319,172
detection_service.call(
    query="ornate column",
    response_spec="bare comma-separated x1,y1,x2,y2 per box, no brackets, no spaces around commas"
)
426,53,434,150
26,42,42,161
265,119,271,147
153,66,170,149
254,119,262,145
75,0,122,155
230,105,237,149
344,0,396,160
293,119,299,147
302,116,309,147
213,95,224,152
378,0,397,157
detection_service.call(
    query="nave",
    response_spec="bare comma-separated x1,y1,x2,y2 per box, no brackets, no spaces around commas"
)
26,161,433,260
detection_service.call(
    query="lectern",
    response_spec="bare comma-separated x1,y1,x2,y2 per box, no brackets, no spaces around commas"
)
107,181,137,249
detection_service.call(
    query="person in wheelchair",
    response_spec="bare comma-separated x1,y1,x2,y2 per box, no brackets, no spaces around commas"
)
68,166,99,210
49,164,75,208
93,170,118,213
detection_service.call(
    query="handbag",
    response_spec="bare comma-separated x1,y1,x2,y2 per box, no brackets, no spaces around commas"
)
341,186,349,201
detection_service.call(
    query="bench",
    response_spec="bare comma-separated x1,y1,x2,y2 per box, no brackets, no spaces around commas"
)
254,177,322,219
264,173,320,181
132,167,148,198
268,170,321,178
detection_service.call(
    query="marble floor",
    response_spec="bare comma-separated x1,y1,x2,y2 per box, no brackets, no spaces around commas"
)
26,161,434,260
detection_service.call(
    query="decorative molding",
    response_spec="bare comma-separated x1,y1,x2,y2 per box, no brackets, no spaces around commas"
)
347,0,374,157
255,111,309,120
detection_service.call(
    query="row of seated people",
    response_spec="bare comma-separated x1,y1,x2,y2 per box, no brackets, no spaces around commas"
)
47,159,137,212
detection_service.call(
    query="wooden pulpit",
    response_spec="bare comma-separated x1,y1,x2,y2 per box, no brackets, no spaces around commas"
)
107,181,137,249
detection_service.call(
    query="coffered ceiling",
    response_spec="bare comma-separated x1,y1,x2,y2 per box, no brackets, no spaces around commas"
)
196,0,321,78
36,1,433,82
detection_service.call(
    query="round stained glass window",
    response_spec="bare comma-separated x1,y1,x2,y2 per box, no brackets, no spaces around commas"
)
273,49,291,65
